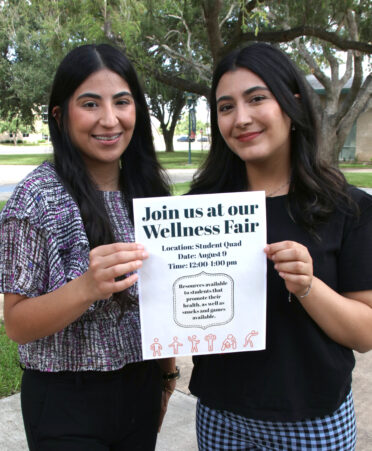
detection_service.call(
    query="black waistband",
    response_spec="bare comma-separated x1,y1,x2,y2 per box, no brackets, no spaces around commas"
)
23,360,152,383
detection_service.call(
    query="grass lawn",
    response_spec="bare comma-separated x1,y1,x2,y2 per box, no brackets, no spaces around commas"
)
344,173,372,188
157,151,207,169
172,181,191,196
0,154,53,165
0,150,208,169
0,322,22,399
340,163,372,169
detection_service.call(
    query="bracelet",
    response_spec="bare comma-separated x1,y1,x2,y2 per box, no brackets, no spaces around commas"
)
162,366,180,381
299,280,312,298
163,387,174,395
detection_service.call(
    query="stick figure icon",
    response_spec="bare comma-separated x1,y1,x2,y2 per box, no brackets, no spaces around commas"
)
243,330,259,348
150,338,162,356
188,335,200,352
169,336,183,354
221,334,237,351
204,333,217,352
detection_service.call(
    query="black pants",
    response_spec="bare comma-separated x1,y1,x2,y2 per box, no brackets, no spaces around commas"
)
21,361,162,451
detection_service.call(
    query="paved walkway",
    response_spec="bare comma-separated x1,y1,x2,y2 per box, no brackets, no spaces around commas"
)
1,160,372,450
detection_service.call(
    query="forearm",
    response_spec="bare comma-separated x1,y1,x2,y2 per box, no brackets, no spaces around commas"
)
298,277,372,352
4,242,146,345
157,357,177,373
4,273,95,344
157,358,178,392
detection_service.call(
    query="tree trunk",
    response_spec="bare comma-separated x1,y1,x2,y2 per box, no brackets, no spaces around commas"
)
319,129,340,167
163,128,175,152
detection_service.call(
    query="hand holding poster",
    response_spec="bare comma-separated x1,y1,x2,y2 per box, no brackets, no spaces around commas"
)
133,192,267,359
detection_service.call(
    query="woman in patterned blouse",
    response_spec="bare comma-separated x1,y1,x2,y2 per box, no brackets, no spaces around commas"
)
0,43,177,450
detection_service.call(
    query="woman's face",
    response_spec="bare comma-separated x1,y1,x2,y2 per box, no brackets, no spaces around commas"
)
67,68,136,171
216,68,291,167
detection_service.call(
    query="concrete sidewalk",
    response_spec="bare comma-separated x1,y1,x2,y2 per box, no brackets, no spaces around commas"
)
0,165,196,201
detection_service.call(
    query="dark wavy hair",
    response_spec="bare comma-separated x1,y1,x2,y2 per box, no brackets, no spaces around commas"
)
189,43,354,236
48,43,170,309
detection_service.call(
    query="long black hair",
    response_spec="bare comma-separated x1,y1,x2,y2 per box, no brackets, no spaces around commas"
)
189,43,354,236
48,43,170,309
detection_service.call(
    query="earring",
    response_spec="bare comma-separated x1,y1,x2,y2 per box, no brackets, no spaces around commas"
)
291,124,296,131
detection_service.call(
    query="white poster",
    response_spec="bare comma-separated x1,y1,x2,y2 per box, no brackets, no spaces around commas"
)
133,192,267,360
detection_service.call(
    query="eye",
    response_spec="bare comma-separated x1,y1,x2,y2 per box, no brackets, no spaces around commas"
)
116,98,132,106
250,95,266,104
82,101,98,108
218,103,233,113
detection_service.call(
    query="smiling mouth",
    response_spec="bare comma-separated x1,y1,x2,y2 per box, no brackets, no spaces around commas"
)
236,131,263,141
93,133,122,141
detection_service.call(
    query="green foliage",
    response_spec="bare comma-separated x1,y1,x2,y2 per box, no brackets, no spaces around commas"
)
0,116,32,136
0,0,370,163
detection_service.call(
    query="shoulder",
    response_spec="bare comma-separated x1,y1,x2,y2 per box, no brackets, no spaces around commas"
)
0,162,79,229
347,186,372,208
344,186,372,225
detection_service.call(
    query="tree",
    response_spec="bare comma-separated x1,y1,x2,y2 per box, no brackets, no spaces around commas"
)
0,0,72,129
1,0,371,163
119,0,372,164
147,83,185,152
0,0,112,129
0,115,31,145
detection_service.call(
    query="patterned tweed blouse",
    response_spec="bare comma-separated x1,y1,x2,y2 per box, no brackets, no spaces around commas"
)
0,162,142,372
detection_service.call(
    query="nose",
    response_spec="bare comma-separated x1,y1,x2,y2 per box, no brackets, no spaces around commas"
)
99,104,119,128
235,103,252,128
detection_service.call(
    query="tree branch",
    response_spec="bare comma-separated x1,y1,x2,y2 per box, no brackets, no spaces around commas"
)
296,39,332,92
140,66,211,98
337,10,364,121
339,51,353,88
166,14,192,56
337,74,372,145
155,43,212,82
202,0,224,64
219,2,235,29
223,26,372,58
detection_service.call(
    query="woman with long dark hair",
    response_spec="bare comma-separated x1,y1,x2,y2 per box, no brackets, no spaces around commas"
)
0,43,178,450
188,43,372,450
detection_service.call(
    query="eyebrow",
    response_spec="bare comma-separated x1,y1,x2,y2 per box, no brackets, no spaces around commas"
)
216,86,269,104
76,91,133,100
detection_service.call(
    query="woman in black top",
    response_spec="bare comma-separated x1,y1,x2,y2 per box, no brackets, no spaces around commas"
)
188,43,372,450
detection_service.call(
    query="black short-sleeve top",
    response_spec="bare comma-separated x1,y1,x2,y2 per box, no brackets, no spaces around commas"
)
189,187,372,421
